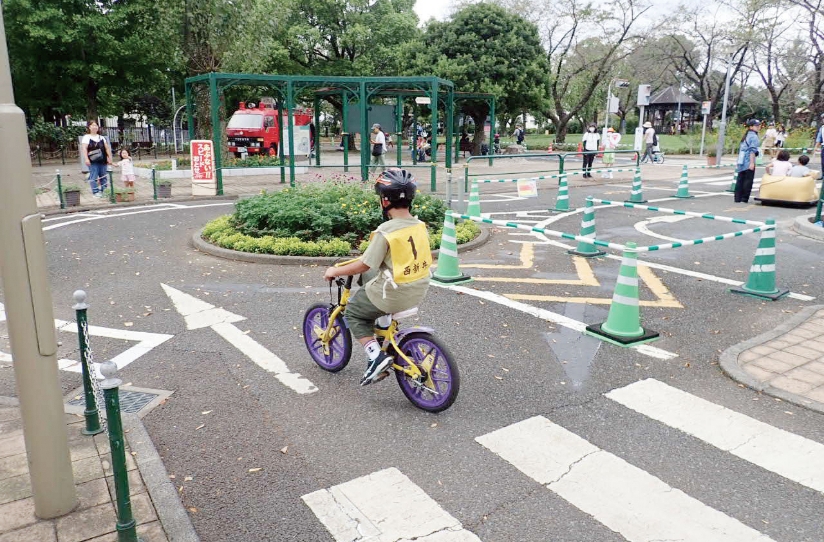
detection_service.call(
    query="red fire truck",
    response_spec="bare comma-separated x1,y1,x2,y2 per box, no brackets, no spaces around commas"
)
226,98,314,158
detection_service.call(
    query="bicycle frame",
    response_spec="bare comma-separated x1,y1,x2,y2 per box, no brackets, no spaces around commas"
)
320,275,426,380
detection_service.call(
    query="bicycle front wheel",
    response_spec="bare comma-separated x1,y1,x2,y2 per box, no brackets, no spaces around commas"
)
393,332,459,412
303,303,352,372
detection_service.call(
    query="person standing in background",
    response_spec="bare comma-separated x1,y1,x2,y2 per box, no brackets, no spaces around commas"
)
81,121,112,198
581,123,600,178
734,119,761,203
601,127,620,178
640,121,655,164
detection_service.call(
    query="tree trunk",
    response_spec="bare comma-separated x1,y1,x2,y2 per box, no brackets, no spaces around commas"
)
470,111,487,155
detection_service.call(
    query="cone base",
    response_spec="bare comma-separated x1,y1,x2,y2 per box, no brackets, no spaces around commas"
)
729,286,789,301
625,198,647,204
552,206,576,213
672,194,694,199
431,274,473,286
725,187,736,193
567,249,606,258
585,323,660,347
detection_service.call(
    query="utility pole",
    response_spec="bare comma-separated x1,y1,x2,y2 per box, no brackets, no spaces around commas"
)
0,6,78,518
716,56,734,166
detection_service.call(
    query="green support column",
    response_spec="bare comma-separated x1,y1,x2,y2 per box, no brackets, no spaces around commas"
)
430,81,439,191
359,82,368,181
341,91,349,173
286,81,296,188
488,99,496,167
208,73,223,195
445,89,453,170
277,99,285,184
313,96,320,167
411,105,417,165
396,95,402,167
185,84,194,144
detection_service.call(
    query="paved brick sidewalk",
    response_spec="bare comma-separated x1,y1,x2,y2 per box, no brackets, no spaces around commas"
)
0,400,193,541
722,306,824,413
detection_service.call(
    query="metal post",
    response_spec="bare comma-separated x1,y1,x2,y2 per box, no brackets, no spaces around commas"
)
277,99,285,183
108,171,115,203
286,81,296,187
603,79,613,135
716,56,733,165
446,168,452,209
61,146,65,165
0,7,78,517
341,91,349,173
411,105,417,165
699,113,708,156
313,96,321,167
445,89,453,170
74,292,102,435
396,95,403,167
488,100,496,167
815,184,823,223
151,166,157,200
56,169,65,209
98,361,141,542
359,82,368,181
430,80,439,172
460,164,467,213
208,74,224,195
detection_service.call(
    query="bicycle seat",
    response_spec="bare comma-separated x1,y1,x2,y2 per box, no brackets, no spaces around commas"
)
391,307,418,320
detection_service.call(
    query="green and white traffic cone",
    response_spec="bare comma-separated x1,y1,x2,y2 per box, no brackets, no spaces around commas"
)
673,164,694,198
553,173,575,212
568,197,606,257
466,180,481,218
586,241,660,346
625,167,647,204
726,171,737,193
431,212,473,286
730,219,789,300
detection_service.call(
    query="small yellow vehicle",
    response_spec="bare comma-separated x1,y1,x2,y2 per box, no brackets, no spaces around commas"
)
756,172,821,207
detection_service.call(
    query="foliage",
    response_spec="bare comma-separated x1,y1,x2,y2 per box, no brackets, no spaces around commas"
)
27,120,86,149
231,181,446,245
224,155,282,168
140,157,192,170
406,4,547,152
60,184,83,193
202,216,352,256
358,220,480,252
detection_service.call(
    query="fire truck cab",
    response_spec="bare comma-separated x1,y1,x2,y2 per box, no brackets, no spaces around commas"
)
226,97,314,158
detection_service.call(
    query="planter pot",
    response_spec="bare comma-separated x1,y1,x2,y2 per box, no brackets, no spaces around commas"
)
115,191,136,203
63,190,81,207
706,156,717,166
157,183,172,198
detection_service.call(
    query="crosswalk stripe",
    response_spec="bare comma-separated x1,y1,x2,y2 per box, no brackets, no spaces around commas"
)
476,416,775,542
606,378,824,493
302,467,482,542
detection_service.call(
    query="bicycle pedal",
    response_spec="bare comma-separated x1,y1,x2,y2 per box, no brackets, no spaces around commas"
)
373,371,391,383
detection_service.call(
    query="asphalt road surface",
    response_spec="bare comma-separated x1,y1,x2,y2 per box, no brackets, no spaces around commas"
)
1,167,823,542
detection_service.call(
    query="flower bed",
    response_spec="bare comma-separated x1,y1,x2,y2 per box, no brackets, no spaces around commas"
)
200,182,480,257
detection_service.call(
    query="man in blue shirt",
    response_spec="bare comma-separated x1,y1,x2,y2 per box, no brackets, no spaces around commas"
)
734,119,761,203
815,113,824,180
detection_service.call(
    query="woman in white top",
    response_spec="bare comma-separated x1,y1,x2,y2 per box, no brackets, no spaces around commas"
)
581,124,600,178
766,149,793,176
81,121,112,197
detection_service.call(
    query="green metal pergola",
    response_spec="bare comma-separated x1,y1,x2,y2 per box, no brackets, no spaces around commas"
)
184,73,495,192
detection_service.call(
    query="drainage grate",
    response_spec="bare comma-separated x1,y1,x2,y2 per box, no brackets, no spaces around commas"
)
67,389,159,414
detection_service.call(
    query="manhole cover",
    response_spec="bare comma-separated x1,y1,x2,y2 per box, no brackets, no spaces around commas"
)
67,389,159,414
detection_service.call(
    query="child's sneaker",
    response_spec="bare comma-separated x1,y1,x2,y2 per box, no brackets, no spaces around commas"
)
360,351,393,386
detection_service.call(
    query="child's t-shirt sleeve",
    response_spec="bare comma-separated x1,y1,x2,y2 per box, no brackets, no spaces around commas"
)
360,232,388,270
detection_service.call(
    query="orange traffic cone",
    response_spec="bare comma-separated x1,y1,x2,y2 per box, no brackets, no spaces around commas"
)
576,142,583,158
547,142,553,153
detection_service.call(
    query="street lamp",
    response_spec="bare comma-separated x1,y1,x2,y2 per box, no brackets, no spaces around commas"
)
715,56,734,165
601,79,629,142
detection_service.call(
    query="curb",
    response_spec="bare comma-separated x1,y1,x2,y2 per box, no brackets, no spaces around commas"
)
792,214,824,241
0,396,199,541
719,304,824,415
42,195,239,217
123,414,201,542
191,222,492,266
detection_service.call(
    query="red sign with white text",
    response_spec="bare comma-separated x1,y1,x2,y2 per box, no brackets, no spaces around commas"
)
190,140,215,183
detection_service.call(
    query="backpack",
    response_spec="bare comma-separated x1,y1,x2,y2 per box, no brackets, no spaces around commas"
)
652,132,658,147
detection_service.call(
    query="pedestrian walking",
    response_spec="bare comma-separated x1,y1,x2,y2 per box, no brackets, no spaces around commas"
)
370,123,386,172
734,119,761,203
814,113,824,180
81,121,112,198
641,122,655,164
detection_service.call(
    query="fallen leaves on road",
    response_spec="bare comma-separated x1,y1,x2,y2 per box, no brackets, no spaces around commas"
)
184,476,193,481
201,410,212,415
280,446,288,454
124,322,133,327
248,468,262,473
195,424,205,430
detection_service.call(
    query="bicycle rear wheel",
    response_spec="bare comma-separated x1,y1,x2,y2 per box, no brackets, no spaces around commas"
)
393,332,459,412
303,303,352,372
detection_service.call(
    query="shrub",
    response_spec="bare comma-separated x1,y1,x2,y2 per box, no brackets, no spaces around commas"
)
224,155,282,168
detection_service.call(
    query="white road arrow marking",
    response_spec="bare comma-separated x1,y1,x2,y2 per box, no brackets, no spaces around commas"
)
161,283,317,394
634,214,692,243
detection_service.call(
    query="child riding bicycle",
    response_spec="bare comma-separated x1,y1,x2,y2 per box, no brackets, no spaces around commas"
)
323,169,432,386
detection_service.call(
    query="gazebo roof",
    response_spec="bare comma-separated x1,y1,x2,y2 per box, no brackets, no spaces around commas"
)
650,86,699,105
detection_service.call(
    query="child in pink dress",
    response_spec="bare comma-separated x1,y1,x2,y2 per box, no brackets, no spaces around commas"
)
116,149,136,187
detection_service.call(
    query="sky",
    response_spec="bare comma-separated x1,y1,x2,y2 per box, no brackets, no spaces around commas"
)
414,0,452,23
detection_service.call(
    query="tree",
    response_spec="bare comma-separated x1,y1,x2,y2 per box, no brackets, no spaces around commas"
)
4,0,178,121
406,3,548,153
788,0,824,122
